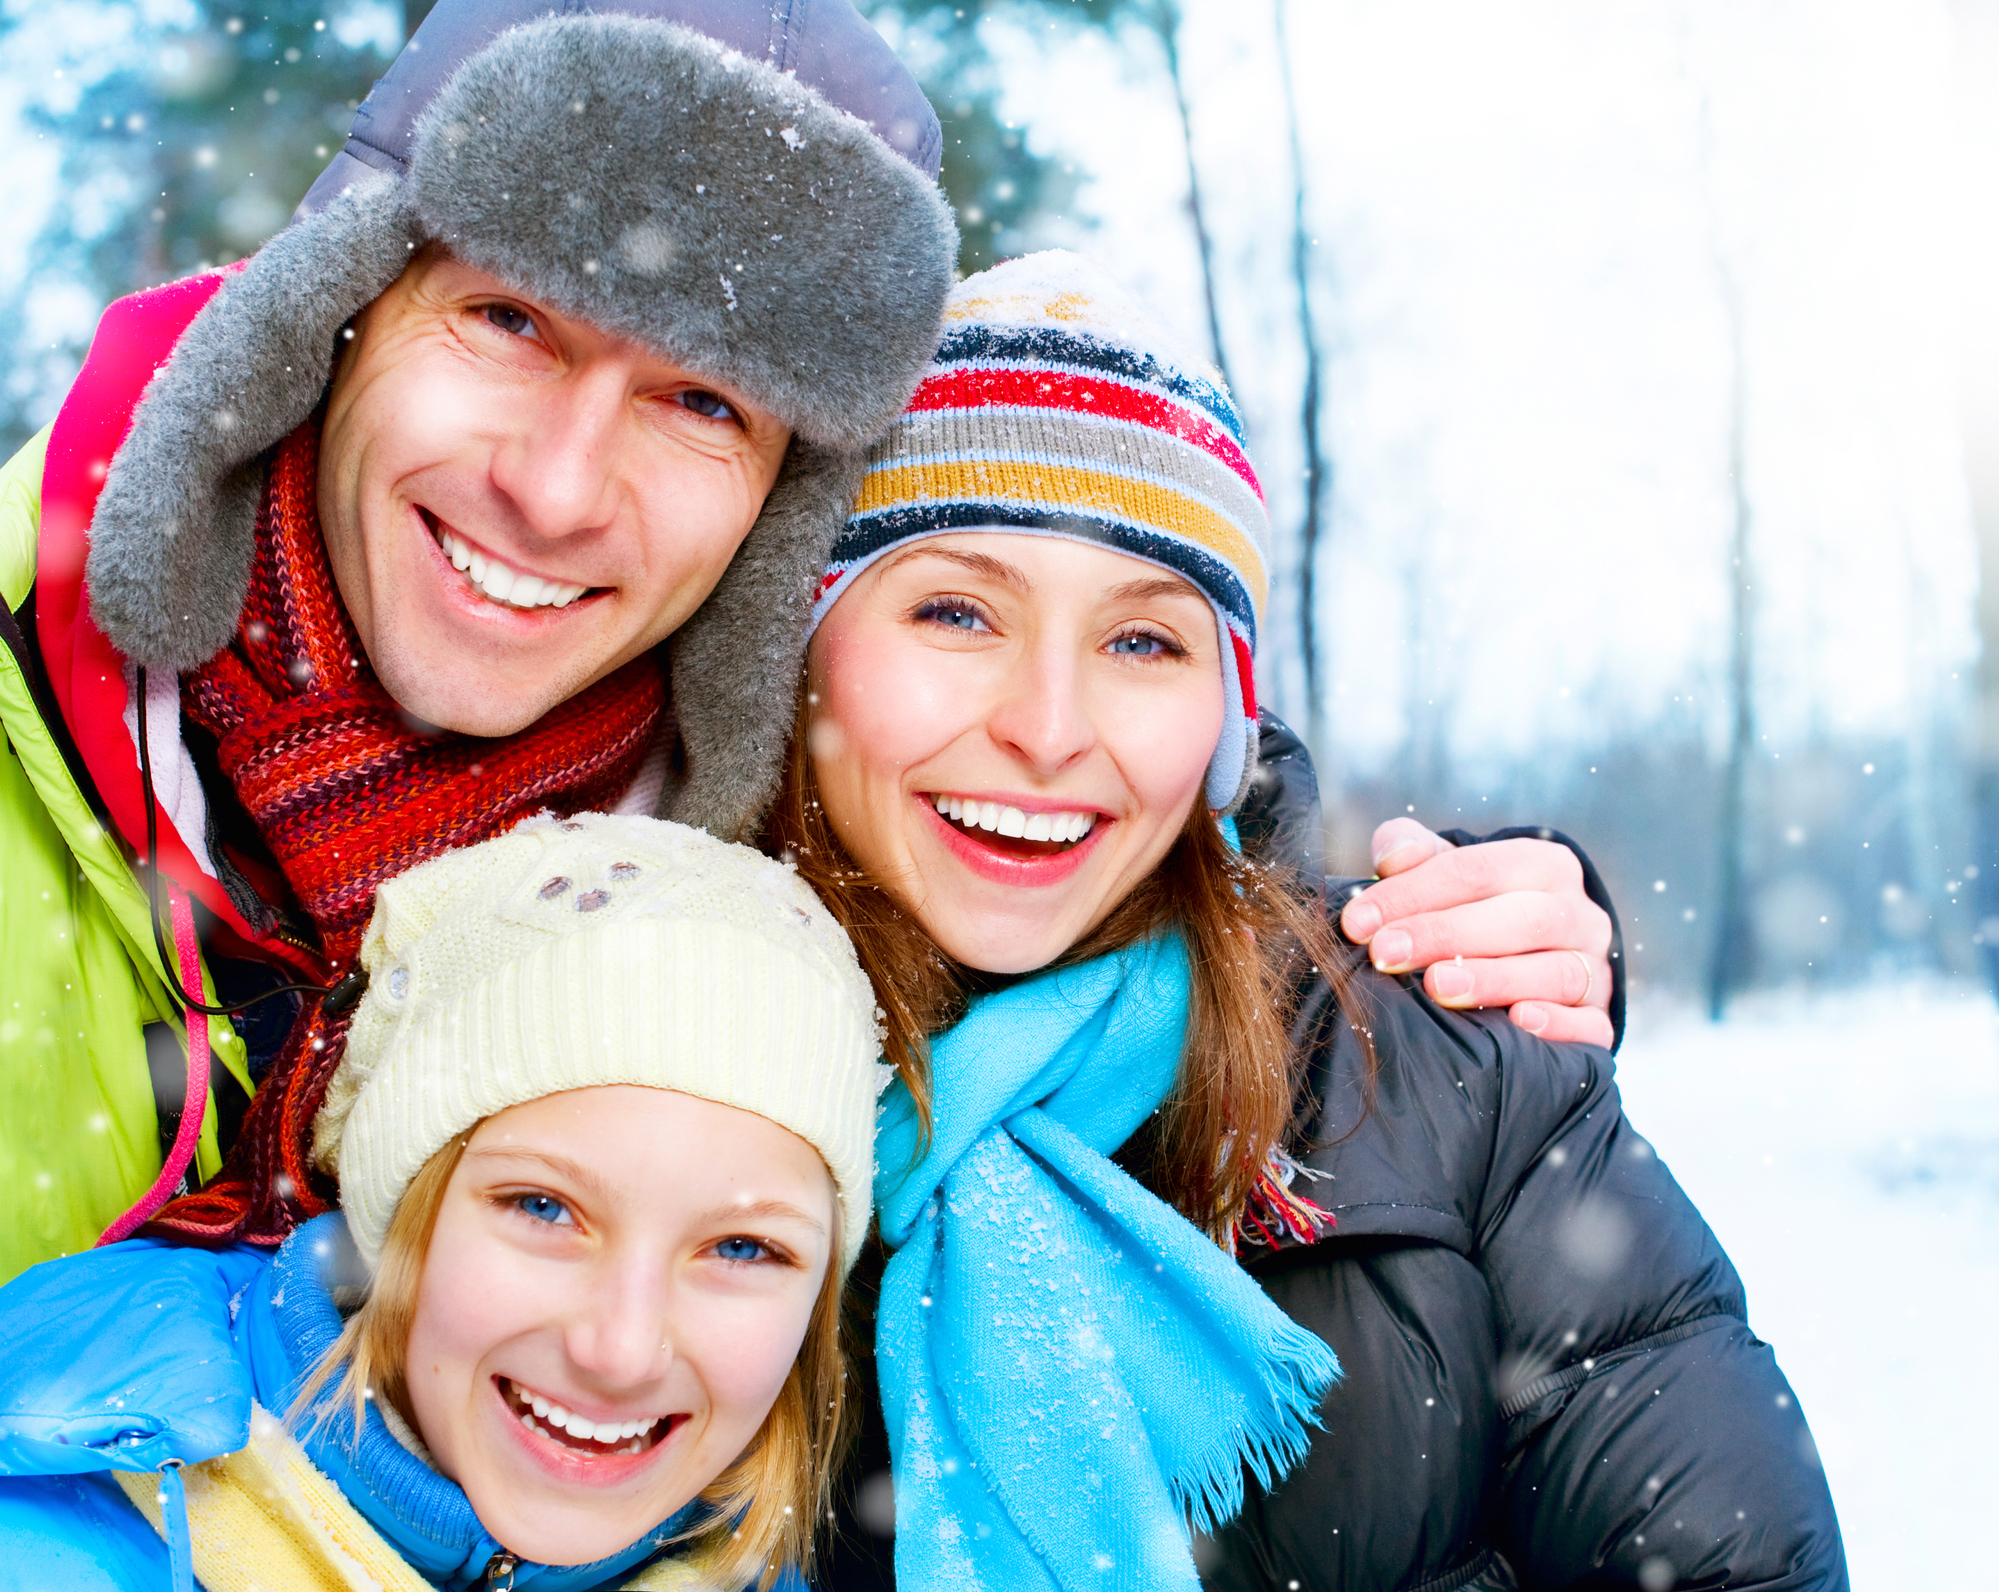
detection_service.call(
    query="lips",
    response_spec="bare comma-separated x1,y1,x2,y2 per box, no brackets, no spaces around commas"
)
499,1376,676,1459
920,792,1110,883
929,792,1097,846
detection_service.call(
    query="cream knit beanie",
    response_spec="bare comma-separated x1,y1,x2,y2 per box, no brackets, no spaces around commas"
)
311,812,885,1273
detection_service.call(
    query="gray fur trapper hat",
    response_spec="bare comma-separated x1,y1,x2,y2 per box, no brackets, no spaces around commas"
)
85,0,958,842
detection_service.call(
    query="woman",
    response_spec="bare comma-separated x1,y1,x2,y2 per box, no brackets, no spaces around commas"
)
0,814,881,1591
775,254,1848,1591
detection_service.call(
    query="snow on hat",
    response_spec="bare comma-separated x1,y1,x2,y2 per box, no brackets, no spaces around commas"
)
312,812,886,1274
85,0,958,843
807,251,1269,813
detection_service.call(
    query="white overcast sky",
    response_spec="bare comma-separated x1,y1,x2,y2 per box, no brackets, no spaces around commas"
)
979,0,1984,777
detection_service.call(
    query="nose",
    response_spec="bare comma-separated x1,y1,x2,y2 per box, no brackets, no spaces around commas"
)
488,363,629,541
563,1255,672,1390
984,628,1098,779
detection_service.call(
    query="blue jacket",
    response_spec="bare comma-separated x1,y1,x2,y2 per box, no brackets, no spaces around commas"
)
0,1215,723,1591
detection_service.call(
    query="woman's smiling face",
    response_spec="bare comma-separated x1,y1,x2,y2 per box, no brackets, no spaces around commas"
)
806,533,1226,974
402,1086,835,1567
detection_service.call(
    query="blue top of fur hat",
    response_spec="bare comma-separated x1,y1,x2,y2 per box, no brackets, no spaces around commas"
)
302,0,942,218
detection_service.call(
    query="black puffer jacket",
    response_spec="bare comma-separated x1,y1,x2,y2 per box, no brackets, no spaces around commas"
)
816,718,1845,1591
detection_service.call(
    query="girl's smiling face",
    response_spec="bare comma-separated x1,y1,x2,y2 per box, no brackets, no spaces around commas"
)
806,533,1226,974
402,1085,835,1567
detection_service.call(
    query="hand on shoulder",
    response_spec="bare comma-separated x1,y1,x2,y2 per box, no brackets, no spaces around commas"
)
1338,818,1615,1048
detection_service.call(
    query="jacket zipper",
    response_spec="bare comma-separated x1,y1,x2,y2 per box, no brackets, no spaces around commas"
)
485,1551,519,1589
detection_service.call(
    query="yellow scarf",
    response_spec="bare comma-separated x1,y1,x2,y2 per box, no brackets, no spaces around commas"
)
114,1403,716,1591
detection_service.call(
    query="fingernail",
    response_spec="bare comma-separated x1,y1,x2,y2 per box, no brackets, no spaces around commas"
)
1372,839,1420,871
1515,1003,1549,1035
1342,899,1383,941
1432,962,1473,1002
1372,928,1413,971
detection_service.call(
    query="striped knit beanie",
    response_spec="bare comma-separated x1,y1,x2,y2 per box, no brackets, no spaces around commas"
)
807,251,1269,812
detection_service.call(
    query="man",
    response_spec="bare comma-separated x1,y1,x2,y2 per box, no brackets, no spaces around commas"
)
0,0,1614,1280
0,0,957,1274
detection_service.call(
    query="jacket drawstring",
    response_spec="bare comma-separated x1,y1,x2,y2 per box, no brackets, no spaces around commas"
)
159,1459,194,1592
98,884,210,1245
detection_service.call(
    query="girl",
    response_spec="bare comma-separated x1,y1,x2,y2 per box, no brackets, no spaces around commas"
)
779,253,1849,1591
0,813,882,1592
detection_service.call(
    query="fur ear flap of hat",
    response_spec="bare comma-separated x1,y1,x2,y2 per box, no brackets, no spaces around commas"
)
312,811,889,1275
84,2,958,844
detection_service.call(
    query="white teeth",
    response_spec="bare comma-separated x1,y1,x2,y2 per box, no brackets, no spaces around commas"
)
510,1382,660,1449
437,530,588,610
931,796,1096,846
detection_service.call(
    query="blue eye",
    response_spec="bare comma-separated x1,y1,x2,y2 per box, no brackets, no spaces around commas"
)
515,1193,573,1226
713,1236,771,1264
484,304,537,339
679,389,734,420
1108,631,1174,657
915,600,990,633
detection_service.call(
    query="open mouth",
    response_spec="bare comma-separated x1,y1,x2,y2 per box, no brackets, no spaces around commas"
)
499,1376,675,1458
928,793,1098,860
421,510,594,611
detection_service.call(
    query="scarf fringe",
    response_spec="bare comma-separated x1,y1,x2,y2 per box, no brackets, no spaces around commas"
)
1232,1145,1336,1255
1174,1311,1341,1536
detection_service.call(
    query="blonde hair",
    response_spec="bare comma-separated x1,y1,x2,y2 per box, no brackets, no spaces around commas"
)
291,1127,850,1589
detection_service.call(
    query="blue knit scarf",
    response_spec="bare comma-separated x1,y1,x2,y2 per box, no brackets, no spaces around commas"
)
873,932,1341,1592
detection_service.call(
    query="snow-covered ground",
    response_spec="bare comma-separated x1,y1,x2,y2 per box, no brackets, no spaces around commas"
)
1614,981,1999,1590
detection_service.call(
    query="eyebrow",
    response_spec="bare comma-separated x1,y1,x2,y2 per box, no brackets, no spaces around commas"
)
464,1145,620,1207
889,546,1202,609
1106,574,1203,604
885,545,1030,590
689,1198,828,1235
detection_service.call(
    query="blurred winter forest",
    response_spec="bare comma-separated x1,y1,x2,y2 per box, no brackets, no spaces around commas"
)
6,0,1999,1015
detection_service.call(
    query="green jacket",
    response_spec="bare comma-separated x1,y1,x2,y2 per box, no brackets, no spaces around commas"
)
0,420,252,1284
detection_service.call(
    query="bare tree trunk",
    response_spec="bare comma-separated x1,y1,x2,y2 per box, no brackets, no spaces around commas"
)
1150,0,1237,395
1272,0,1329,737
1704,97,1755,1021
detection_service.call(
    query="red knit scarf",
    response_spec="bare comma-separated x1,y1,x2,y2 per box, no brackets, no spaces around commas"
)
150,421,665,1245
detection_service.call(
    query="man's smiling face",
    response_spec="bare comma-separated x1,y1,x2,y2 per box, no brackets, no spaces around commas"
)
317,248,792,738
